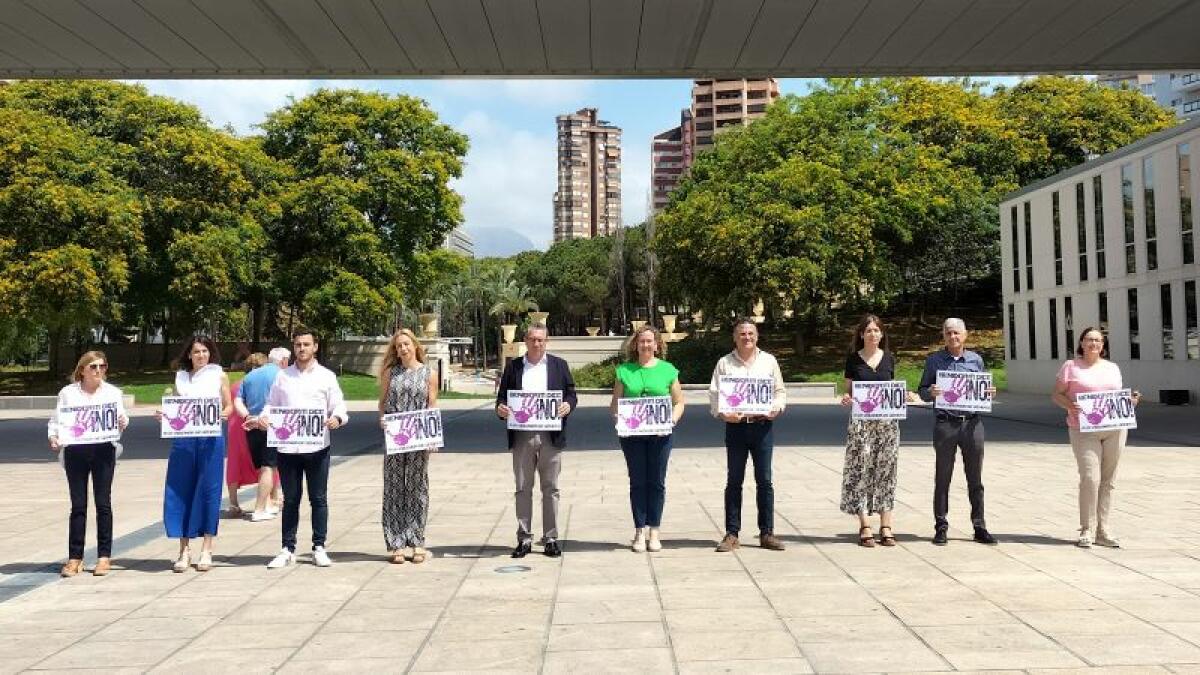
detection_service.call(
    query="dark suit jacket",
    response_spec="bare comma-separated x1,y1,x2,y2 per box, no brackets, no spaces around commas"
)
496,353,578,449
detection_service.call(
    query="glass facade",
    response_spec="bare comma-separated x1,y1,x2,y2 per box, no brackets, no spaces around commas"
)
1143,157,1156,271
1064,296,1075,357
1075,182,1088,281
1127,288,1139,360
1024,201,1034,290
1182,143,1194,266
1094,175,1107,279
1121,163,1136,274
1027,301,1037,360
1049,297,1059,360
1052,191,1063,286
1162,283,1174,360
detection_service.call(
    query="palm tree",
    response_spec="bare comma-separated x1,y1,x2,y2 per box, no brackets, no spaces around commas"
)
488,270,539,325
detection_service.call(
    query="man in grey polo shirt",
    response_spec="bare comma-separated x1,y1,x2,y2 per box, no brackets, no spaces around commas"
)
917,318,999,546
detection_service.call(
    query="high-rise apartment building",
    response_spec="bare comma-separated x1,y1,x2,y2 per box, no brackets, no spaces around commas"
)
553,108,621,242
1098,72,1200,119
651,79,779,212
651,109,692,212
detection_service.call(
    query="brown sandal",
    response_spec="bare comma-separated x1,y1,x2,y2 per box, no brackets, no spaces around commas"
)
858,526,876,548
411,548,427,564
879,526,896,547
389,551,405,564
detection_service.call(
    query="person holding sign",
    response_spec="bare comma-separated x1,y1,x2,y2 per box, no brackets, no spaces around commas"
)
917,318,998,546
496,323,577,558
48,351,128,577
1051,328,1140,548
838,315,903,548
160,336,232,573
261,330,349,569
232,348,288,521
708,318,787,553
611,326,685,553
377,328,439,564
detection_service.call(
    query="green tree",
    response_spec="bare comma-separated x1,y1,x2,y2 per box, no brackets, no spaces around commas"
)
0,107,143,371
260,89,468,339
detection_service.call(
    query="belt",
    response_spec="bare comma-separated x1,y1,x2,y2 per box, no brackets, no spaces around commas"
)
936,412,977,422
727,416,771,425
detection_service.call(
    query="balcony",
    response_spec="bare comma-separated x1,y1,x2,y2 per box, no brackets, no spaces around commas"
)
1175,73,1200,93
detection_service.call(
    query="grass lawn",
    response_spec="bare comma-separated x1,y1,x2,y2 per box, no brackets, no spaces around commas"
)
0,368,492,404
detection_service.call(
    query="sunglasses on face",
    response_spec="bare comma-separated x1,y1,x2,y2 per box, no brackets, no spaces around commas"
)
88,363,108,371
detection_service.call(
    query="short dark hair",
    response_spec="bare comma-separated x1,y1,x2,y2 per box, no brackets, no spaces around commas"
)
292,328,317,342
1075,327,1110,358
176,336,221,371
731,317,757,333
849,314,891,354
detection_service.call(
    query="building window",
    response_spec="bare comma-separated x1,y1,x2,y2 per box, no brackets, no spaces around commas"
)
1162,283,1174,359
1064,296,1075,357
1076,182,1088,281
1052,191,1063,285
1049,297,1060,360
1143,157,1157,271
1187,280,1199,359
1024,201,1034,289
1121,163,1136,274
1094,175,1107,279
1127,288,1140,360
1099,291,1109,332
1027,301,1037,360
1182,143,1194,265
1007,304,1017,358
1010,205,1020,292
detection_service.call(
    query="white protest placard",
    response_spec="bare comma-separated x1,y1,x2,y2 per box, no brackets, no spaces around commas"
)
717,376,775,415
506,390,563,431
267,407,328,447
615,396,674,437
1077,389,1138,432
160,396,223,438
383,409,444,454
935,370,993,413
851,381,908,420
57,402,122,446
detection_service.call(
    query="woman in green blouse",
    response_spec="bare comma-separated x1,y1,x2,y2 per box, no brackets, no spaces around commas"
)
610,326,685,552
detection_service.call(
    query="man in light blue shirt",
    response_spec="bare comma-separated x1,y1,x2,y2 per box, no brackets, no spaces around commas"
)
917,318,998,547
234,347,289,520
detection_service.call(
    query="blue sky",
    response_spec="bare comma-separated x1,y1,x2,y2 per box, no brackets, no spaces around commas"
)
134,78,821,249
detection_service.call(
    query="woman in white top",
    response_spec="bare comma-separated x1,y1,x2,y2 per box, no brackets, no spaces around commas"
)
48,351,128,577
159,336,231,572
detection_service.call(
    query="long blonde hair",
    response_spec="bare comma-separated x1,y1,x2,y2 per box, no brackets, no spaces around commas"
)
71,351,109,383
624,326,667,362
378,328,426,383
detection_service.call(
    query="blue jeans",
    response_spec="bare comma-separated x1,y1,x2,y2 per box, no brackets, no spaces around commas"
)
724,421,775,536
619,435,673,528
278,447,330,552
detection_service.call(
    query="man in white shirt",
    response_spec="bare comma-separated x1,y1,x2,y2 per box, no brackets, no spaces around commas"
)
495,324,577,558
260,330,348,568
708,318,787,552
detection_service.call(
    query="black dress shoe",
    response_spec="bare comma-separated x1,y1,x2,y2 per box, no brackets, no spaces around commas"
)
973,528,998,545
511,541,532,558
932,528,948,546
543,540,562,557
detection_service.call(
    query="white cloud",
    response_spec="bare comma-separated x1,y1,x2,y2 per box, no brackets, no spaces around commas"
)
452,110,557,248
130,79,319,135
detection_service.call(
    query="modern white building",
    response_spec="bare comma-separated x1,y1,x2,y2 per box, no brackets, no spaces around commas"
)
1098,72,1200,120
1000,117,1200,401
442,226,474,258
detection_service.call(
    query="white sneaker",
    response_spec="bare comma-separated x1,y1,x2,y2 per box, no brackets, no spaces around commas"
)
250,511,276,522
647,528,663,552
266,549,295,569
266,505,280,515
631,528,646,553
1076,533,1093,548
312,546,333,567
1094,533,1121,548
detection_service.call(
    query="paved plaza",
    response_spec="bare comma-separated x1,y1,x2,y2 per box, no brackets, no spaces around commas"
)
1,395,1199,673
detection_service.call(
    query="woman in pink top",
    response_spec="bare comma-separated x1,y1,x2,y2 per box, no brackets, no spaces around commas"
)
1051,327,1140,549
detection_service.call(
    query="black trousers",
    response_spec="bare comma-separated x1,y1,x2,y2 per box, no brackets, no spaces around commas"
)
278,448,330,552
64,442,116,559
933,416,986,530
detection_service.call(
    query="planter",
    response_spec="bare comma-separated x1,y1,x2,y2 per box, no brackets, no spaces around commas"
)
501,324,518,344
529,311,549,325
418,312,439,338
631,320,646,333
661,314,677,333
585,326,600,336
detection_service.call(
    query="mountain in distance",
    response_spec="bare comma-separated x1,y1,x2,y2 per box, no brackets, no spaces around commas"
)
466,226,541,257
